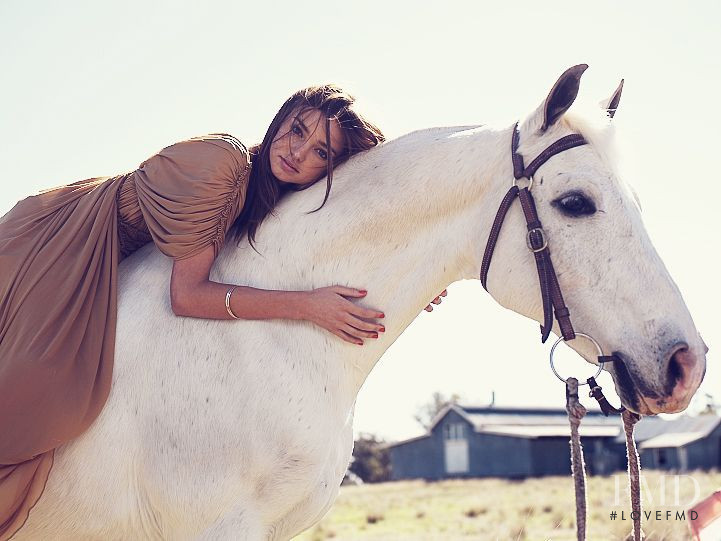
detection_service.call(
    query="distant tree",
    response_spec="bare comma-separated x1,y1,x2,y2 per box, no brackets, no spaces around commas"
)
699,393,720,415
349,433,391,483
413,390,462,430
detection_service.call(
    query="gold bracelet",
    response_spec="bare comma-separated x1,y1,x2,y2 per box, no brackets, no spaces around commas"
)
225,286,240,319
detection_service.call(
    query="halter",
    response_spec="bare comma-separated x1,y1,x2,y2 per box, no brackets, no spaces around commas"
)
479,122,644,541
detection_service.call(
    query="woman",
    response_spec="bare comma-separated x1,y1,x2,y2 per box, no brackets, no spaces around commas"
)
168,87,391,345
0,84,445,539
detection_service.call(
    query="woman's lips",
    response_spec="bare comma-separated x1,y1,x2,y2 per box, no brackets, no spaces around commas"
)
280,157,298,173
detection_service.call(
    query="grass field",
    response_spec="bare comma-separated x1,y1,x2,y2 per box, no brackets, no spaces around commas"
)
293,470,721,540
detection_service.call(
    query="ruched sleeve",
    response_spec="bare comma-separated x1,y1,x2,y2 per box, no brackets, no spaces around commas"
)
132,134,250,260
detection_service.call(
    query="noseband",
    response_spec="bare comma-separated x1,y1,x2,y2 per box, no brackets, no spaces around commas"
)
480,122,624,416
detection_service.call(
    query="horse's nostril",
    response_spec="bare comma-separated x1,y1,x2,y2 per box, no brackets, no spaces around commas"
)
667,351,684,388
665,342,691,395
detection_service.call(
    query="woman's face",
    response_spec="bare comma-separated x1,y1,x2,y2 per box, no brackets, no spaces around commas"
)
269,108,345,185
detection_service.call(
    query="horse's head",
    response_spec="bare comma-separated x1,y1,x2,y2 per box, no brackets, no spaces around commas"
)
485,64,706,415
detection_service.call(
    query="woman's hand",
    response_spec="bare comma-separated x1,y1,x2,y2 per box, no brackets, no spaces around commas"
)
424,289,447,312
303,286,385,345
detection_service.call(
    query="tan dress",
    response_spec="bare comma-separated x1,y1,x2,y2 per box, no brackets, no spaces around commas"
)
0,134,250,539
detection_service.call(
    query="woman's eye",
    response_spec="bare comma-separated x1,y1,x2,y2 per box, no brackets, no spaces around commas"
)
291,124,303,136
553,192,596,217
317,149,328,160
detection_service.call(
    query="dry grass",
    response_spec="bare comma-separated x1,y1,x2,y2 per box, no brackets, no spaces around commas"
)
293,469,721,540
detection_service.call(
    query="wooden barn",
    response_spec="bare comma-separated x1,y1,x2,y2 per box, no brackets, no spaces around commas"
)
385,405,720,480
638,414,721,471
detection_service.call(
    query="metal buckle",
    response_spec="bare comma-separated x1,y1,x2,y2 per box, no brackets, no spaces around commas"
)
549,332,604,384
526,227,548,252
512,175,534,191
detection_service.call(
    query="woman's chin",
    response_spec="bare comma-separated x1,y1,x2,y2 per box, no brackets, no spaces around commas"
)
271,168,299,184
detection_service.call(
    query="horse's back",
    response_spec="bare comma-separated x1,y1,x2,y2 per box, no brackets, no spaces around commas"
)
22,242,354,539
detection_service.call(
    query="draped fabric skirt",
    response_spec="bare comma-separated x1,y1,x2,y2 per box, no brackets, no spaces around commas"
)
0,176,125,539
0,134,249,539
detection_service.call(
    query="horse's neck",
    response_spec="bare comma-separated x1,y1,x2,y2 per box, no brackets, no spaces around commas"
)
221,125,512,398
350,128,511,371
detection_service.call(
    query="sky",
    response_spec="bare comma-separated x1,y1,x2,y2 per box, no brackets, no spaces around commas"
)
1,1,719,442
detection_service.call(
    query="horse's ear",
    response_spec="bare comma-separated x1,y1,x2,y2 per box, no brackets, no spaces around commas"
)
541,64,588,131
600,79,624,119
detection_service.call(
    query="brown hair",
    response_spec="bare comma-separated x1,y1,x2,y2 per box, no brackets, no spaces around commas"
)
229,84,385,248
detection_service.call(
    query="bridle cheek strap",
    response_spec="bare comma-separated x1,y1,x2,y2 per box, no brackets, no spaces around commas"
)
480,123,588,343
518,187,575,342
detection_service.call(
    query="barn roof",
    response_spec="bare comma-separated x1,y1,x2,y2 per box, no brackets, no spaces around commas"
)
609,415,668,444
384,405,719,450
481,424,620,438
465,411,620,428
638,414,721,449
427,404,618,433
379,433,429,450
640,432,708,449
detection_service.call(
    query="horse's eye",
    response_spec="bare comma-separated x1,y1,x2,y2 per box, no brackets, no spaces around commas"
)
553,192,596,217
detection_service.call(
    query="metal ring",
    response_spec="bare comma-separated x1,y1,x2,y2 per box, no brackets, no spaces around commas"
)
549,332,604,384
512,175,534,191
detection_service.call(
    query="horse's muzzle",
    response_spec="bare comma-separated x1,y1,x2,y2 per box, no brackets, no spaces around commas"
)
613,343,707,415
655,343,707,413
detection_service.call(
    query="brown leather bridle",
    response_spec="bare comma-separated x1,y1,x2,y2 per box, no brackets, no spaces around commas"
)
480,123,625,416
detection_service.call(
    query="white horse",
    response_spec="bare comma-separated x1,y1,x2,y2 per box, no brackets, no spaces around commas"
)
16,65,706,540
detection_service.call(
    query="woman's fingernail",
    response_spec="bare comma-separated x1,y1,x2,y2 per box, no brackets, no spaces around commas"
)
357,342,363,346
359,290,367,295
372,333,378,339
378,313,385,318
379,327,385,332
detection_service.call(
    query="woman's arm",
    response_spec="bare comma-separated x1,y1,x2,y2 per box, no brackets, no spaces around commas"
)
170,245,385,345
